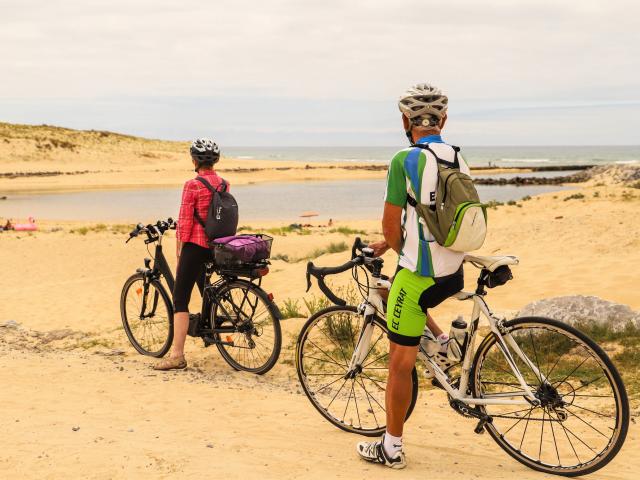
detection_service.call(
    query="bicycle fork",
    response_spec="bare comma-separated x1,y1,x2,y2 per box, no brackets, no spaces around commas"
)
346,315,377,375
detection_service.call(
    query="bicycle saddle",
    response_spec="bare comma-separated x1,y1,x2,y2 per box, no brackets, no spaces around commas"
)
463,254,519,272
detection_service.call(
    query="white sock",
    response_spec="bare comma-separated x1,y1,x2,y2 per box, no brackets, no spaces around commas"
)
437,333,449,353
383,431,402,457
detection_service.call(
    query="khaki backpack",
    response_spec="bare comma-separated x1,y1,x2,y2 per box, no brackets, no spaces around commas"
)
407,144,487,252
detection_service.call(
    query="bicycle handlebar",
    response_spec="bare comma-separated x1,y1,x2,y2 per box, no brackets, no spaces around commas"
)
306,237,377,306
126,217,176,243
306,258,362,306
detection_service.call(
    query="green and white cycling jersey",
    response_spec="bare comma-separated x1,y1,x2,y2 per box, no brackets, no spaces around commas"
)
385,135,471,278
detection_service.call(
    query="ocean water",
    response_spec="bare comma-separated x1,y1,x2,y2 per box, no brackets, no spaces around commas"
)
223,145,640,167
0,179,573,222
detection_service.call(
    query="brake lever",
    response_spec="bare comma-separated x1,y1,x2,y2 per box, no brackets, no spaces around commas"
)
305,262,313,292
351,237,361,259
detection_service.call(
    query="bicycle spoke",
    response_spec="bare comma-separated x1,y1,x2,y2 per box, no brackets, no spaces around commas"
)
326,377,349,410
569,375,606,394
550,409,598,454
361,372,387,392
306,339,348,369
549,408,561,466
355,375,384,424
317,322,353,367
569,403,617,420
529,330,544,384
550,409,581,464
342,379,355,423
553,356,591,387
501,406,535,435
518,407,534,451
538,408,546,461
362,352,389,369
312,374,348,395
361,331,385,365
303,355,348,371
493,406,537,419
563,408,610,438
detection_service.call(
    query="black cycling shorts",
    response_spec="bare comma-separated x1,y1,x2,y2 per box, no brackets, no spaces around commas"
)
173,242,213,313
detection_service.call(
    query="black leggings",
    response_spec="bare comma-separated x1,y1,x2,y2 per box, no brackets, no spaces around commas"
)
173,242,213,313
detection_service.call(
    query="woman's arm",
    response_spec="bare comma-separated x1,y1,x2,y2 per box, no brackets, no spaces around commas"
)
176,182,195,260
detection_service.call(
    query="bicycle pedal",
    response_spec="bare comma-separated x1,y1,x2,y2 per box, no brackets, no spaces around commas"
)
474,419,489,434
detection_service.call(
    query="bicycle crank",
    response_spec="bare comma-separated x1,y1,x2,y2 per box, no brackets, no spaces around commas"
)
449,400,493,434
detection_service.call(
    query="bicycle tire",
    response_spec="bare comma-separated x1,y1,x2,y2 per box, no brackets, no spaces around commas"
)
296,305,418,437
470,316,629,477
120,273,173,357
211,279,282,375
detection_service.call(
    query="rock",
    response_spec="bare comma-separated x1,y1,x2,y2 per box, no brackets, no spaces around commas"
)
40,328,78,344
206,443,214,448
586,164,640,185
518,295,640,331
0,320,21,329
72,426,80,432
95,349,126,357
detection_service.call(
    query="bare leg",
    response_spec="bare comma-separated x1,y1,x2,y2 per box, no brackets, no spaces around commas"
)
171,312,189,358
426,313,444,337
385,341,419,437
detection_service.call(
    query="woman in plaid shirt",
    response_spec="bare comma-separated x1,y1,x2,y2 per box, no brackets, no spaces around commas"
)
155,138,228,371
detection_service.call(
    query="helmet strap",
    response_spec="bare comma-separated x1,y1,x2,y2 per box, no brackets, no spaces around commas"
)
405,125,414,145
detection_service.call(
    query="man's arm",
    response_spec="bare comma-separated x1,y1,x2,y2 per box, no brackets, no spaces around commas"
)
382,202,404,254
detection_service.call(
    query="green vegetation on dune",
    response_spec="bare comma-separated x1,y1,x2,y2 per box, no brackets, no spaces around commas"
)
0,121,177,145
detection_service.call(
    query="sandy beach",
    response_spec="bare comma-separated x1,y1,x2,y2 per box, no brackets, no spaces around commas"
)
2,124,640,479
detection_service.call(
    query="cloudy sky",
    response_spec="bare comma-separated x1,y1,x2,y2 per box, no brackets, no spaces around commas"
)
1,0,638,145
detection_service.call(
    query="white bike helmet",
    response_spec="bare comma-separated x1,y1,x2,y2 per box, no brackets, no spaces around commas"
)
190,138,220,165
398,83,448,128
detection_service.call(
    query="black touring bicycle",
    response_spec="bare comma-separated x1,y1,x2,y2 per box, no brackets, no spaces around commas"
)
119,218,282,374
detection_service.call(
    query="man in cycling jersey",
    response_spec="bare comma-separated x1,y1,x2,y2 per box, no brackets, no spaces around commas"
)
357,84,469,469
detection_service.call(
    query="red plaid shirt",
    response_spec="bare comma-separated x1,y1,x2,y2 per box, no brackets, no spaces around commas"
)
177,170,228,248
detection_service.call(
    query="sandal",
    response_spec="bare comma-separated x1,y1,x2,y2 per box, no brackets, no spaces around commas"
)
154,355,187,371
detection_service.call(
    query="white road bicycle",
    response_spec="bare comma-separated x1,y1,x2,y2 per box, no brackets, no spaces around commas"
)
296,238,629,477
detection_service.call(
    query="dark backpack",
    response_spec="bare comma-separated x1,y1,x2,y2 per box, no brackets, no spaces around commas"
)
193,177,239,241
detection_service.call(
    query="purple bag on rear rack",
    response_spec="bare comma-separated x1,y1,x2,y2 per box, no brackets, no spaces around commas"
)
212,234,273,265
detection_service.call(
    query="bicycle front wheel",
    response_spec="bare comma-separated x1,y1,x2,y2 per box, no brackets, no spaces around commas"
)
120,273,173,357
296,306,418,437
211,280,282,375
471,316,629,477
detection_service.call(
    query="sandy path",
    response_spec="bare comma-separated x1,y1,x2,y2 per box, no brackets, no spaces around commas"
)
2,347,637,480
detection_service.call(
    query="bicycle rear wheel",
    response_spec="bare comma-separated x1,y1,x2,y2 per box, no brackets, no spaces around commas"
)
471,316,629,476
211,280,282,375
120,273,173,357
296,305,418,437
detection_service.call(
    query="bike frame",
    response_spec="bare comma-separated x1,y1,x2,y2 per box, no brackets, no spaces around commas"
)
351,278,545,407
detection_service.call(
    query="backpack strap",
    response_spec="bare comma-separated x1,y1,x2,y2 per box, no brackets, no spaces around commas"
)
192,176,227,227
412,143,460,169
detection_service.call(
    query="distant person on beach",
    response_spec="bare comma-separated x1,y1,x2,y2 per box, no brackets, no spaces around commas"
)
356,84,468,469
154,138,228,371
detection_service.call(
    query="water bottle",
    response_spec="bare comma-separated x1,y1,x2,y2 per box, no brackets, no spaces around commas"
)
447,317,468,362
